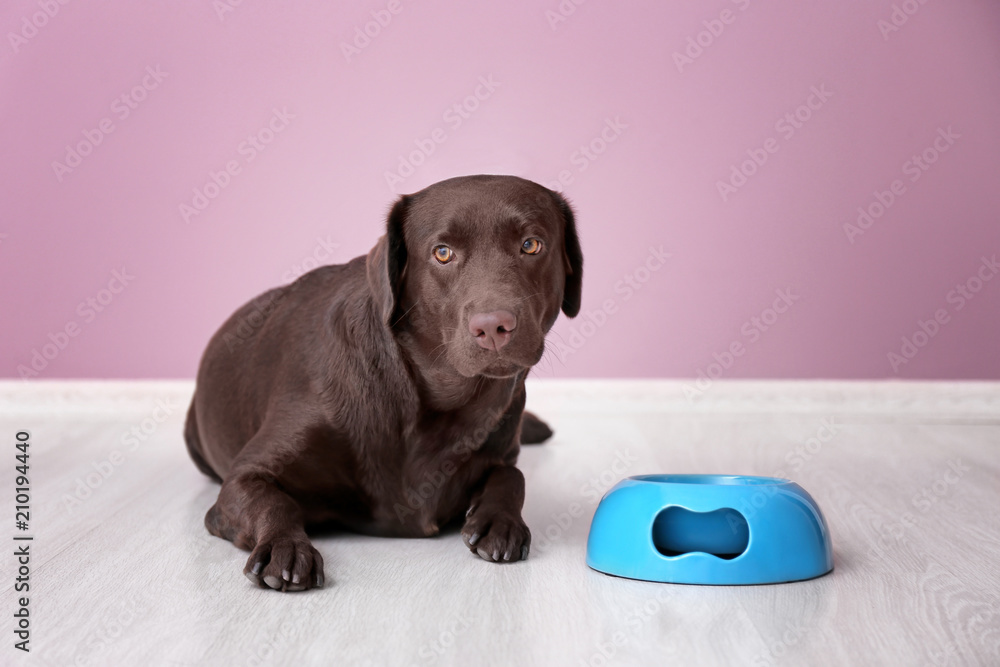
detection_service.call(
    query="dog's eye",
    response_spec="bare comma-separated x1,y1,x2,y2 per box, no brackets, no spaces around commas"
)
433,245,454,264
521,238,543,255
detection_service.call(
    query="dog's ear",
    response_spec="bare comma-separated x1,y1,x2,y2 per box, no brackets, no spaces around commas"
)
552,191,582,317
366,195,409,326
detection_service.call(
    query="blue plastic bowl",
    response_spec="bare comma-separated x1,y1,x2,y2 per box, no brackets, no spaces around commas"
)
586,474,833,585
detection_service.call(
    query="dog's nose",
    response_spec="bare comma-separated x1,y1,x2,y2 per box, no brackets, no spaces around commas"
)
468,310,517,351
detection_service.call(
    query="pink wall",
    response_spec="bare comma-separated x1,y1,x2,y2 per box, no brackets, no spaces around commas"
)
3,0,999,381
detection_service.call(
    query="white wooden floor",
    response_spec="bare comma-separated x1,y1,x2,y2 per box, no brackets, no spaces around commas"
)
1,380,998,666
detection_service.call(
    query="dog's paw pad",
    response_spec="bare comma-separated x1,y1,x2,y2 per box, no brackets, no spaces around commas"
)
243,534,325,592
462,509,530,563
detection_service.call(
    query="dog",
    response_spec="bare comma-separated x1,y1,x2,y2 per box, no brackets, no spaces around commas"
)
184,174,582,591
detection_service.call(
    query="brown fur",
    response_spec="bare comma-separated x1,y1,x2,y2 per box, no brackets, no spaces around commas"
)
185,175,583,591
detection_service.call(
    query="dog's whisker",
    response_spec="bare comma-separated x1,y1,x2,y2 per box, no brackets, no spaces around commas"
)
539,349,559,374
514,292,544,305
429,341,450,365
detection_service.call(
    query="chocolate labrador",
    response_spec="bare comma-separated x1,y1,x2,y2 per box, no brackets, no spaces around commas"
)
184,175,582,591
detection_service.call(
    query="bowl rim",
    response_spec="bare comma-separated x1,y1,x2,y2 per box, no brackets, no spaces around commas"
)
629,474,792,486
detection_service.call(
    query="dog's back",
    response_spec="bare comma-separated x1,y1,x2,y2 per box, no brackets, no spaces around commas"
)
186,259,385,479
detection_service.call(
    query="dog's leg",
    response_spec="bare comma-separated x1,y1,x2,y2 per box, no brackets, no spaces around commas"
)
207,473,325,591
204,430,325,592
461,465,531,562
520,410,553,445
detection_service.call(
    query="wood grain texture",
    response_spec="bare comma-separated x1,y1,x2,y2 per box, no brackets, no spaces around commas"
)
1,380,998,666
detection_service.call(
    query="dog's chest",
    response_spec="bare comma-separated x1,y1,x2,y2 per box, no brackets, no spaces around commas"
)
384,409,509,535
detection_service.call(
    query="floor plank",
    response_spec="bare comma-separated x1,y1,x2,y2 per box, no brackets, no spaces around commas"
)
1,380,997,666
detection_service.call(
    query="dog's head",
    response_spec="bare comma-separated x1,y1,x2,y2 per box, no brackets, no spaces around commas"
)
367,175,582,379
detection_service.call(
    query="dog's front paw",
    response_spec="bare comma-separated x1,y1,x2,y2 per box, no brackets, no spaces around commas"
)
244,533,325,592
462,506,531,562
